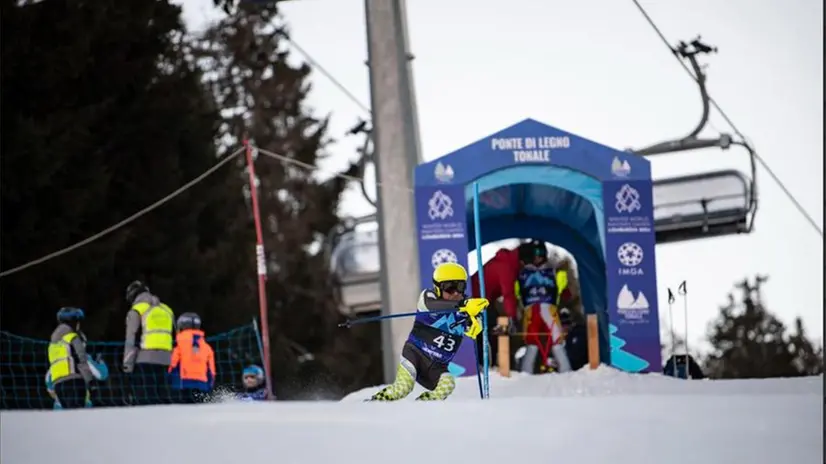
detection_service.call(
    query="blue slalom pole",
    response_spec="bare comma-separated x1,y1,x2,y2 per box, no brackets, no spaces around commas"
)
473,181,490,399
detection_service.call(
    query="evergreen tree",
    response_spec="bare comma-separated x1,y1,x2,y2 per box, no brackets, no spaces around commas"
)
190,3,381,399
1,0,255,340
703,276,823,379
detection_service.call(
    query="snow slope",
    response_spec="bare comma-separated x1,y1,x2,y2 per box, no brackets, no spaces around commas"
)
2,368,821,464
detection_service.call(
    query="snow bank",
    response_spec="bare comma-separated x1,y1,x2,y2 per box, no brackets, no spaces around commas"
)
343,364,824,400
2,367,821,464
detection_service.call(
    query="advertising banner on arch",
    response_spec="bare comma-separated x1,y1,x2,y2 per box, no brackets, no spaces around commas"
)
602,179,661,373
413,184,477,378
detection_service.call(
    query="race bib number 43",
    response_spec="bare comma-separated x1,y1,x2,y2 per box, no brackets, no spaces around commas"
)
432,334,459,352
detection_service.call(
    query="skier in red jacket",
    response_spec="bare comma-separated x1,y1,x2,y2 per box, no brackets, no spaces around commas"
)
469,246,522,321
470,240,552,365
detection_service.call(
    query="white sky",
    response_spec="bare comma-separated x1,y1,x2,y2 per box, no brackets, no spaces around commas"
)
177,0,823,352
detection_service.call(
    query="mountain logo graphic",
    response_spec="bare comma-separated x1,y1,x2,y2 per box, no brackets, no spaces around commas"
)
616,284,650,319
434,162,454,183
611,157,631,177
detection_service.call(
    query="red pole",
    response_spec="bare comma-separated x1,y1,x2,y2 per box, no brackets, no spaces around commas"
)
243,140,274,399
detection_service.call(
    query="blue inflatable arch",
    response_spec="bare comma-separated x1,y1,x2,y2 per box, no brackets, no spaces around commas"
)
463,166,610,363
413,118,662,377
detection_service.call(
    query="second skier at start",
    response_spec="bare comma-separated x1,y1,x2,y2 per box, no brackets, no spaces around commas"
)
369,262,489,402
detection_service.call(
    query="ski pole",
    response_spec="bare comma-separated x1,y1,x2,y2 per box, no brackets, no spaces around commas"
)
338,308,460,328
678,281,690,379
667,288,676,377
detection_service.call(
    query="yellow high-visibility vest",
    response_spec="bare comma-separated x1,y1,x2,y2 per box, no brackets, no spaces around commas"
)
48,332,78,382
132,302,174,351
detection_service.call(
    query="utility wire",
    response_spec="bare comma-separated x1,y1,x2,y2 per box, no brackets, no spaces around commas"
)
280,32,372,116
256,146,412,194
277,32,377,207
0,148,245,278
631,0,823,238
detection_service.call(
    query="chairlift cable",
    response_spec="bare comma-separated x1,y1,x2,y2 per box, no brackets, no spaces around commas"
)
279,31,372,116
630,0,823,238
277,33,377,207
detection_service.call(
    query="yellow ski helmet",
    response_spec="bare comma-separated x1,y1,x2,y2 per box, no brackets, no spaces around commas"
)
432,262,469,297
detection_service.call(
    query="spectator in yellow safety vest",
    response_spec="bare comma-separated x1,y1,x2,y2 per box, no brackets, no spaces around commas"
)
47,307,94,409
123,280,175,405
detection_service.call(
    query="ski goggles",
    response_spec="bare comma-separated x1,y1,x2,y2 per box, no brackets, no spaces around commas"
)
439,280,466,295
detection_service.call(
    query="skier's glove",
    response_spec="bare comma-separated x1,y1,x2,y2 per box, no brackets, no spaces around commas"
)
464,316,483,339
459,298,490,318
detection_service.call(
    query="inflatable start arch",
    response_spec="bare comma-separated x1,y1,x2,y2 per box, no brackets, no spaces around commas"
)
413,118,662,378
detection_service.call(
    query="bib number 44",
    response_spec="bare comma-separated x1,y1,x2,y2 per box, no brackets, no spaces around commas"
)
432,334,457,352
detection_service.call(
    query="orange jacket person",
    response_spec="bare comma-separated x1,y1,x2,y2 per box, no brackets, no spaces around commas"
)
168,312,216,403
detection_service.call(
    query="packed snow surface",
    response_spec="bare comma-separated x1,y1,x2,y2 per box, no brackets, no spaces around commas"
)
2,367,822,464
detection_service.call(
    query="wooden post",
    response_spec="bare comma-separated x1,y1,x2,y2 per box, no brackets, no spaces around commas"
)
497,316,511,378
587,313,600,369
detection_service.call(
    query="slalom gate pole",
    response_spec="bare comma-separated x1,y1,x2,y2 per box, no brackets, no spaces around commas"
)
472,181,489,399
679,281,690,379
338,308,460,328
244,140,274,400
667,289,676,378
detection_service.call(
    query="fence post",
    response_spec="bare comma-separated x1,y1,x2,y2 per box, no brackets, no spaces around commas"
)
496,316,510,378
243,140,274,400
587,314,600,369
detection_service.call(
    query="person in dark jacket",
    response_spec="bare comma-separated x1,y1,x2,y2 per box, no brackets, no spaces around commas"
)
237,365,268,402
663,354,705,379
560,308,588,371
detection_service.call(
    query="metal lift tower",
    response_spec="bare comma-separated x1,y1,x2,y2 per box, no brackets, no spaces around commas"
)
364,0,423,383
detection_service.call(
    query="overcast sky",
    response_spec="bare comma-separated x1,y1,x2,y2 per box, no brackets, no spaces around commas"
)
177,0,823,352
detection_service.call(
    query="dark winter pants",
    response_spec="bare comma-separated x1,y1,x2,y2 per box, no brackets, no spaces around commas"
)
130,363,172,406
54,378,88,409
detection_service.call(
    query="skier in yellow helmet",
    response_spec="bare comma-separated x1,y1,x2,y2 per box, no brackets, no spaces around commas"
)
369,262,489,401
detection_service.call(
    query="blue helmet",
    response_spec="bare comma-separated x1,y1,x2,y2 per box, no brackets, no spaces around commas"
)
56,307,85,324
242,365,265,382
